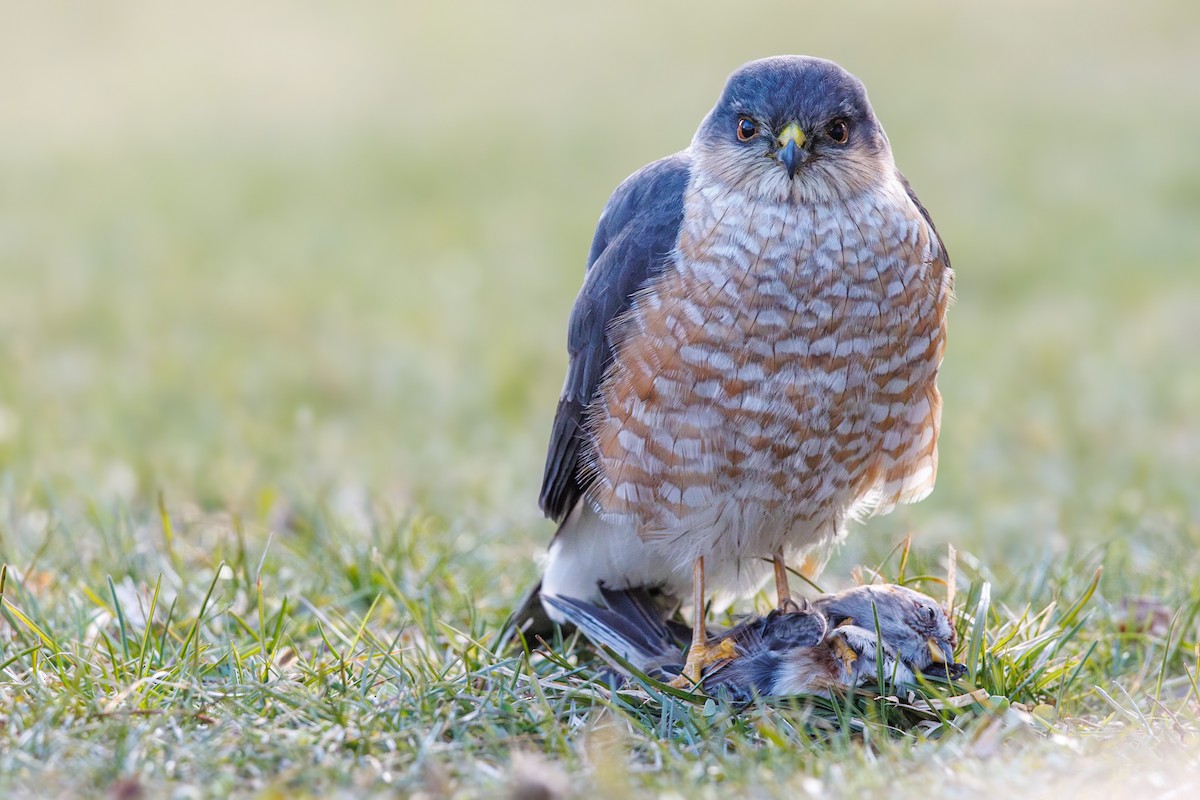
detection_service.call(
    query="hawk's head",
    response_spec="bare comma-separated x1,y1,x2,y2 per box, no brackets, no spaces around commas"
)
692,56,895,203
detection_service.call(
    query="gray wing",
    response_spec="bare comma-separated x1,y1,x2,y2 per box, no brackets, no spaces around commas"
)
702,609,828,699
898,171,952,271
723,608,828,654
538,152,691,521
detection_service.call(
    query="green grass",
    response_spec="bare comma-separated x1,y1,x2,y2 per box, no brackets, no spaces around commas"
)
2,0,1200,796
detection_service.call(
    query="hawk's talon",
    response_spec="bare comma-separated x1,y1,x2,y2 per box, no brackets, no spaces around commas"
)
666,672,698,690
711,637,739,662
776,597,803,615
666,637,740,690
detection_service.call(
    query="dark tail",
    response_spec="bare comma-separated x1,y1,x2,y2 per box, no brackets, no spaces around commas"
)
543,587,684,678
496,580,561,651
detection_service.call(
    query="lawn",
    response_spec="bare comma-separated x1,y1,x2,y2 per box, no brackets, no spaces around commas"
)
2,1,1199,797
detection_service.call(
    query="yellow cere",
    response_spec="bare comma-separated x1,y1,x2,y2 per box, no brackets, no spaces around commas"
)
777,122,807,148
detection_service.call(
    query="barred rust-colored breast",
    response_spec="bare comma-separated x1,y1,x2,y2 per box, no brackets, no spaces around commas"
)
586,177,952,561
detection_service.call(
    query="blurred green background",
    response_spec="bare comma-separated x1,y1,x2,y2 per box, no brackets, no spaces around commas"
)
2,0,1198,595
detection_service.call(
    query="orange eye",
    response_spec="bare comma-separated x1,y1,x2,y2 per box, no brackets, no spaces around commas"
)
828,119,849,144
736,117,758,142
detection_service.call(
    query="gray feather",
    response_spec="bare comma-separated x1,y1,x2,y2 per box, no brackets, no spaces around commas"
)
538,153,690,521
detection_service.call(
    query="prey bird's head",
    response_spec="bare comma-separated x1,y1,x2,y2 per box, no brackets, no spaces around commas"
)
691,56,893,204
815,584,965,683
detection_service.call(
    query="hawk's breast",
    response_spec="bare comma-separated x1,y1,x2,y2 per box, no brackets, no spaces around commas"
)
586,178,952,549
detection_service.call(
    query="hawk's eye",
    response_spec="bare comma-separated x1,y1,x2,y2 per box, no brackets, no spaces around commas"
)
736,117,758,142
827,119,850,145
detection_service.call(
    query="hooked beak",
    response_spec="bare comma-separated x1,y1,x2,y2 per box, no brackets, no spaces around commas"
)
922,638,967,680
776,122,808,179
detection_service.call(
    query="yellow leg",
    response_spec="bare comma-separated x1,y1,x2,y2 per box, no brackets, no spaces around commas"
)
774,552,799,613
667,557,736,690
691,555,706,659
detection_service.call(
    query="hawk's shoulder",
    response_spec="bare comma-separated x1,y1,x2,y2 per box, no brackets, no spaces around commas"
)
897,170,952,273
538,151,692,521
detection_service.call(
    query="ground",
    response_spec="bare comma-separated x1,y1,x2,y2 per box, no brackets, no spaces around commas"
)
1,1,1199,797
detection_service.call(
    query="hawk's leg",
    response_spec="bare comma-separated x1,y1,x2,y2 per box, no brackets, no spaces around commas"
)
774,551,801,613
668,556,736,689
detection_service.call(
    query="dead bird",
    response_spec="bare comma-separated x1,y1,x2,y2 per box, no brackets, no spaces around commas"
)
545,583,965,699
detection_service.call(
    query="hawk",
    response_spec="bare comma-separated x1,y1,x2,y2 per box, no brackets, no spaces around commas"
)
512,56,953,683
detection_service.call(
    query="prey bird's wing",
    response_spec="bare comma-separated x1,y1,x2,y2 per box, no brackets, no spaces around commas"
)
721,607,828,654
701,608,829,699
538,153,691,522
